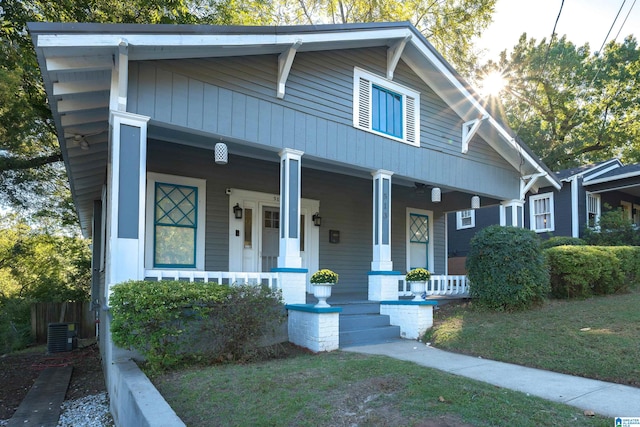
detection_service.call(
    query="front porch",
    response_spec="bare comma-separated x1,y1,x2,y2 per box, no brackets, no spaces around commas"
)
145,269,469,349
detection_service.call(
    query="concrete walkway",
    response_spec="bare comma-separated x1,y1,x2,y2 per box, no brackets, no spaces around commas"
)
343,340,640,418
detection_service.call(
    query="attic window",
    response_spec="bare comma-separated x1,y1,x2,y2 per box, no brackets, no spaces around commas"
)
353,67,420,146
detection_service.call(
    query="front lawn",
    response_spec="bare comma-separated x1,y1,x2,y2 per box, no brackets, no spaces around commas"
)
424,290,640,386
151,350,608,426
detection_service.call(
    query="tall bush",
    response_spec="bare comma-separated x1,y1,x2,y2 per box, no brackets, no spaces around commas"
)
110,280,285,370
466,225,550,311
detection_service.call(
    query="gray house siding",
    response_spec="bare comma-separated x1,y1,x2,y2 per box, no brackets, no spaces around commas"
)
128,47,521,200
147,141,446,295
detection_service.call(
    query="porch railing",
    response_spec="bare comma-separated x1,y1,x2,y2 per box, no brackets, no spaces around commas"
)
399,275,469,297
144,270,469,298
144,269,279,291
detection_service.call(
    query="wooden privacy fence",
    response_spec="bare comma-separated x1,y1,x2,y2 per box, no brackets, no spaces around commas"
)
31,302,96,344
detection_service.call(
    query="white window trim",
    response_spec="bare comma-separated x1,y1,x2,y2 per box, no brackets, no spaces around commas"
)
588,193,602,228
529,192,555,233
145,172,206,270
353,67,420,146
456,210,475,230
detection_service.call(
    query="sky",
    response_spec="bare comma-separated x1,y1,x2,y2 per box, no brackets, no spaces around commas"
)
476,0,640,61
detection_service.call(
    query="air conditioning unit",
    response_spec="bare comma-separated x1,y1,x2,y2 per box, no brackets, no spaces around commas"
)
47,322,78,353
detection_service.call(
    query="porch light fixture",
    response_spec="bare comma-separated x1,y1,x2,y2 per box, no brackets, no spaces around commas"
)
312,213,322,227
214,142,228,165
431,187,441,203
471,195,480,209
233,203,243,219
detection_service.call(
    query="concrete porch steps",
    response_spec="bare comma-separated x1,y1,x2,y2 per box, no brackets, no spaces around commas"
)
336,301,401,347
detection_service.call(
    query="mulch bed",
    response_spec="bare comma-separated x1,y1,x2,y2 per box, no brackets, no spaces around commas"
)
0,341,106,420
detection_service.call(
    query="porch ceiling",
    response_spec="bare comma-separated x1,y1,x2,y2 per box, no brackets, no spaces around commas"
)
30,21,559,237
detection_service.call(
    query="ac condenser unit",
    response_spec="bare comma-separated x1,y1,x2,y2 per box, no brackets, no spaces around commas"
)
47,322,78,353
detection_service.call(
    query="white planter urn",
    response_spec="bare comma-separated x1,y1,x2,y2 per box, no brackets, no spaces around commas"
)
409,281,427,301
313,284,333,307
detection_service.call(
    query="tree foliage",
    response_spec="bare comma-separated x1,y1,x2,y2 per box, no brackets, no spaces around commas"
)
275,0,496,73
0,214,91,301
482,34,640,170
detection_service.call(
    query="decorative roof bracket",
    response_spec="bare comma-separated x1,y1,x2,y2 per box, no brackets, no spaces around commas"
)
520,172,546,199
277,39,303,99
387,35,411,80
461,115,488,154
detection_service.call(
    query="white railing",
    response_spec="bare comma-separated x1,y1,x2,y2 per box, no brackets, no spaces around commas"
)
144,270,279,291
399,275,469,297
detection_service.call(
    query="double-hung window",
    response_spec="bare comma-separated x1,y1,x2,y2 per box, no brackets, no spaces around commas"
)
529,192,554,233
145,173,206,269
456,210,475,230
353,67,420,146
586,193,601,228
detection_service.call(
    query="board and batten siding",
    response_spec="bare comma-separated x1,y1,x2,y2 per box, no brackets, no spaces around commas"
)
147,141,447,293
128,47,521,200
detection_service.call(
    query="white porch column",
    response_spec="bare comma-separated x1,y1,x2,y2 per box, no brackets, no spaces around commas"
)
105,111,150,296
500,199,525,227
278,148,304,269
371,170,394,271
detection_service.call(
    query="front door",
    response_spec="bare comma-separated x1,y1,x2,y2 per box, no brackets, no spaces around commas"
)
261,207,279,272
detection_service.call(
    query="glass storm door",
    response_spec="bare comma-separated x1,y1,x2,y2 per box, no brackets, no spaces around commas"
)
261,207,279,272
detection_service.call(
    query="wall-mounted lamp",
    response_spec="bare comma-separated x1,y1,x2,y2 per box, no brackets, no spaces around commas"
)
233,203,243,219
471,195,480,209
431,187,441,203
312,213,322,227
214,142,228,165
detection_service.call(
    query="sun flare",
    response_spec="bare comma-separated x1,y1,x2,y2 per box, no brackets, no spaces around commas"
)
480,70,507,97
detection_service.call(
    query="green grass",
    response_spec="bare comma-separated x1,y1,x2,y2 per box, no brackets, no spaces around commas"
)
424,291,640,386
152,351,609,427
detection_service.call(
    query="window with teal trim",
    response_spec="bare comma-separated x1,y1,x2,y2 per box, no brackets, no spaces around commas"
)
154,182,198,268
372,85,403,139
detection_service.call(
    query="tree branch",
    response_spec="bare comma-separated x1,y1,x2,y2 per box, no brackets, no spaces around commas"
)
0,153,63,173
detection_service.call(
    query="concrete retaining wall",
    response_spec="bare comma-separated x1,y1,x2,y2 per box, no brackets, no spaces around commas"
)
109,358,185,427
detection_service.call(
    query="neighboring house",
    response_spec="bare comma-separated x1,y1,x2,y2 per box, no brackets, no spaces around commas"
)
448,158,640,268
30,21,560,414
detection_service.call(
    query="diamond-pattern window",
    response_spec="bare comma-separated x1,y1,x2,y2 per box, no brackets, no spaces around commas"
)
410,214,429,244
154,183,198,268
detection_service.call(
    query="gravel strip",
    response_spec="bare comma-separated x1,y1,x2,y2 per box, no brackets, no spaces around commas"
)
0,393,113,427
57,392,114,427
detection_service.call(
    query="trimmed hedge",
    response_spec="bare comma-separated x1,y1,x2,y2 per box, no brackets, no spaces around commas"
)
540,236,586,250
110,280,285,371
546,245,640,298
466,225,550,311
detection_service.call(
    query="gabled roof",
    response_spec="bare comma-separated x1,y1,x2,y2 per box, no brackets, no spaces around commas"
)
555,158,623,181
584,163,640,185
29,21,560,236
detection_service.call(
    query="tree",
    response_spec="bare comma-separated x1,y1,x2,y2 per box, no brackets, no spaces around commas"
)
482,34,640,170
274,0,496,73
0,214,91,301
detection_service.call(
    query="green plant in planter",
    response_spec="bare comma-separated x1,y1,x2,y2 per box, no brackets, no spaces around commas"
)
310,269,339,285
405,267,431,282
